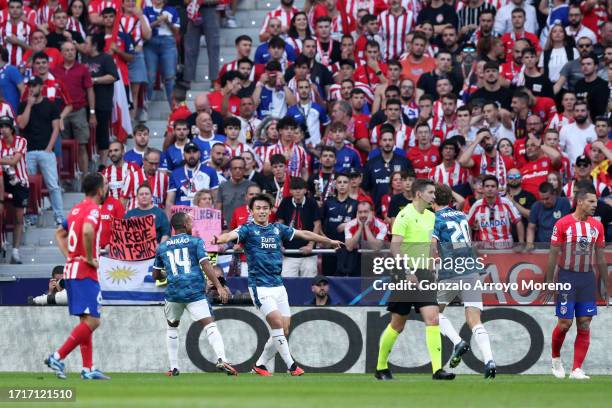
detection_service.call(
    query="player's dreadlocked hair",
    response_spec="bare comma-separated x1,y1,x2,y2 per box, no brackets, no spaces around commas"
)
171,212,189,231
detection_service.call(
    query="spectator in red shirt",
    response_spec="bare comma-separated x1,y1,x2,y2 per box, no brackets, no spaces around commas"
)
407,122,440,179
500,8,540,63
345,200,387,252
228,183,264,277
209,70,242,117
99,183,126,252
519,134,563,198
22,30,64,72
165,86,192,138
353,41,388,94
51,41,94,181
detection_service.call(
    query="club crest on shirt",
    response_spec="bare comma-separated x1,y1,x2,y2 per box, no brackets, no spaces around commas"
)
274,227,280,235
553,210,561,219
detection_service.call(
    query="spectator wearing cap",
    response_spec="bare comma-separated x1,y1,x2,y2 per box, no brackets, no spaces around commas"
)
51,40,95,182
575,54,610,119
562,155,610,201
0,46,25,113
310,276,336,306
526,182,572,250
327,121,362,173
216,156,255,227
253,60,296,119
16,76,65,226
469,61,513,110
362,123,412,213
0,115,28,264
143,0,180,109
125,184,171,243
276,177,321,278
165,141,219,219
321,172,358,276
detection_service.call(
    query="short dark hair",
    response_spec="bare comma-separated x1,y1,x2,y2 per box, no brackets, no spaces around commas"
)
173,119,189,129
235,35,252,45
268,36,286,49
236,57,253,68
482,175,499,187
220,70,241,87
136,183,152,194
82,173,104,196
172,85,187,102
249,193,274,210
133,123,149,134
522,47,537,57
32,51,49,62
360,13,377,25
412,178,435,195
52,265,64,277
270,154,286,166
294,54,310,68
171,212,189,231
539,182,556,195
581,52,599,65
289,176,307,190
380,124,396,138
385,98,401,109
277,116,298,130
320,145,336,157
316,15,332,25
483,61,499,71
90,33,106,53
574,181,596,201
434,184,453,206
101,7,116,16
229,156,246,166
511,7,525,16
365,40,380,50
224,116,241,129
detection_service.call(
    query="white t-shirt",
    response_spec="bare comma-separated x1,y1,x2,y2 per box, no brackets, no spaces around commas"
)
559,122,596,164
539,47,579,83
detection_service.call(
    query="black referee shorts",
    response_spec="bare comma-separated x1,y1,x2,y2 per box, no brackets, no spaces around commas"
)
386,268,438,315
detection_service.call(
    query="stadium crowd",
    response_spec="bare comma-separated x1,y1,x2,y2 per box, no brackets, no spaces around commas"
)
0,0,611,270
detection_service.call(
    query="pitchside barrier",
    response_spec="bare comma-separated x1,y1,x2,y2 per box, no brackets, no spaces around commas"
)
1,306,612,375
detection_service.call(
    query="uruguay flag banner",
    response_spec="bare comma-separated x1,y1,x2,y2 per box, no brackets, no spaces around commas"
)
98,256,165,305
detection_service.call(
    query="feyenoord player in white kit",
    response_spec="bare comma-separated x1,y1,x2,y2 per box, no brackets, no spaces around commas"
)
542,183,608,380
45,174,110,380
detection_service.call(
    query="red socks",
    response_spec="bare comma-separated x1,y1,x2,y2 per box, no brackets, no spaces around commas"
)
573,329,590,370
57,322,92,360
80,331,93,370
551,325,568,358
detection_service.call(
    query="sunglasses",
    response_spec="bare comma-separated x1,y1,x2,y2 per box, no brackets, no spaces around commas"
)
576,163,590,168
507,175,521,180
577,44,592,48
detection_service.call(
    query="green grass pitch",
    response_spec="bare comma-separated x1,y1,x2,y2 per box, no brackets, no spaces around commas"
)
1,372,611,408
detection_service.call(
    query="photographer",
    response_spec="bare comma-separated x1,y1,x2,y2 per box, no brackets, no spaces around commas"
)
28,266,68,305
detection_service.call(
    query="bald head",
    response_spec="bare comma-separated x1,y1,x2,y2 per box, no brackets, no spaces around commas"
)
194,92,210,112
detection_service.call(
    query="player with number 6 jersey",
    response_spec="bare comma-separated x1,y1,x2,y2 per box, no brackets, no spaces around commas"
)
45,174,110,380
152,212,237,377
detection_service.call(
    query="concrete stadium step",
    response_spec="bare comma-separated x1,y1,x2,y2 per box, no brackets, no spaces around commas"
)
9,227,58,247
0,263,60,278
62,192,85,210
4,246,65,265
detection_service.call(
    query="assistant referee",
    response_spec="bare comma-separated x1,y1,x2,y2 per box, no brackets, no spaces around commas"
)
375,178,455,381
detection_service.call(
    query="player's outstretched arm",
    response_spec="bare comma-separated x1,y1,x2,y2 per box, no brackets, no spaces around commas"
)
212,230,239,245
294,229,343,249
55,226,69,258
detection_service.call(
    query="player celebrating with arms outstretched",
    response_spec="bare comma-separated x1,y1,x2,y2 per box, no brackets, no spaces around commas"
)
213,194,343,376
45,174,110,380
431,184,495,379
542,183,608,380
152,212,238,377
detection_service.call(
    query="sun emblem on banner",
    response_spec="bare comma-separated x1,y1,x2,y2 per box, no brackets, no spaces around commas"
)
105,266,137,284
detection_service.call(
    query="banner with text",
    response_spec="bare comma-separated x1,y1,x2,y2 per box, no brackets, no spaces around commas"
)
171,206,222,252
109,215,157,261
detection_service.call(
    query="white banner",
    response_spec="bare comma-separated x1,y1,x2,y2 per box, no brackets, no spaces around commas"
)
1,306,612,375
98,256,164,305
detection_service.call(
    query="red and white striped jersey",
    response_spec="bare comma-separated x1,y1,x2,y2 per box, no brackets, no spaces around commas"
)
0,135,28,187
0,101,15,119
260,6,299,35
551,214,605,273
121,168,169,210
102,161,142,199
0,7,36,27
467,196,521,243
401,0,421,23
63,198,101,281
254,143,276,165
36,4,62,27
562,179,609,200
120,14,146,47
328,79,373,103
428,161,470,186
23,72,72,107
370,123,414,150
345,0,376,19
66,16,86,39
378,9,413,61
268,142,309,177
87,0,122,16
0,20,33,66
224,141,255,159
546,113,574,132
345,216,388,242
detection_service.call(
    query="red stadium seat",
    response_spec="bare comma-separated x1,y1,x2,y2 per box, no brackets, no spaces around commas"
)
3,194,15,232
26,174,43,216
60,139,79,181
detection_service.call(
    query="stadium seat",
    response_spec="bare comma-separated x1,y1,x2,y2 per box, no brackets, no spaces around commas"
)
3,194,15,232
60,140,79,181
26,174,43,216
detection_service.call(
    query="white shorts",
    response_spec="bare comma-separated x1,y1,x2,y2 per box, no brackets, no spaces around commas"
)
281,255,318,277
437,274,483,311
164,298,212,323
248,286,291,317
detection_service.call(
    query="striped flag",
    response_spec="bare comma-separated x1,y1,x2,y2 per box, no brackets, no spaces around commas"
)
112,70,132,143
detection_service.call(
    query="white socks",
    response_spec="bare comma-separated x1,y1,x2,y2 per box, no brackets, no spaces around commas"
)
205,323,227,362
439,314,462,346
472,324,493,363
256,336,277,367
166,327,179,370
270,328,294,368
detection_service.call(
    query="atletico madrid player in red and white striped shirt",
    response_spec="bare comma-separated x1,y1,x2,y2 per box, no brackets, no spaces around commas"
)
467,175,524,246
102,141,141,199
542,184,607,380
121,149,168,210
